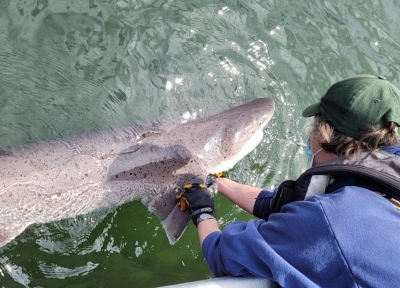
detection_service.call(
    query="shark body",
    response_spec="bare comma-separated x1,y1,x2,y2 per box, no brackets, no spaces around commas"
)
0,98,275,247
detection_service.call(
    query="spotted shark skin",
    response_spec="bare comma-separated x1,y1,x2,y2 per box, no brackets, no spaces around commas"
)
0,98,275,247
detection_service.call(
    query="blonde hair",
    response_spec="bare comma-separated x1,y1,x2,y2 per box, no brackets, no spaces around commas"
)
312,115,399,158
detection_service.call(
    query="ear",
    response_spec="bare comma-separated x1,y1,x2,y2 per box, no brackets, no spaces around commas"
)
324,122,333,137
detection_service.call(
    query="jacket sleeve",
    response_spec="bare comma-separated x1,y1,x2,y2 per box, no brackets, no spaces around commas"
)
253,189,274,220
201,197,351,287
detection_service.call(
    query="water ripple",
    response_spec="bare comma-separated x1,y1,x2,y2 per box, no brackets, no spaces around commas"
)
1,0,400,287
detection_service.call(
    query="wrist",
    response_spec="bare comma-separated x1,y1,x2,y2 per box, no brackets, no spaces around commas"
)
214,177,229,196
191,207,215,227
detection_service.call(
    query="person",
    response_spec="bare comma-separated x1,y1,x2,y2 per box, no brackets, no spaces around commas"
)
177,74,400,287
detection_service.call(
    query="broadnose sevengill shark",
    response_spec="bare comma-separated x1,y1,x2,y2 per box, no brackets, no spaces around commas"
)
0,98,275,247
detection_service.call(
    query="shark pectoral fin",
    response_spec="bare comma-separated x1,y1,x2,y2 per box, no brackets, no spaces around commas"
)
119,143,190,159
107,144,192,181
141,186,191,245
118,143,155,154
161,205,191,245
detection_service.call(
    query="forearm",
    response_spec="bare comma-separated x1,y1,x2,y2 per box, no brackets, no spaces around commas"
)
198,218,220,246
215,178,263,214
188,177,263,247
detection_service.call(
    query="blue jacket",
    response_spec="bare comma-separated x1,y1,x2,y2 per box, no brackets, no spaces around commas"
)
202,146,400,287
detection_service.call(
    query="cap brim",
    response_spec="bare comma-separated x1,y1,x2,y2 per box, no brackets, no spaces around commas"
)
302,103,321,117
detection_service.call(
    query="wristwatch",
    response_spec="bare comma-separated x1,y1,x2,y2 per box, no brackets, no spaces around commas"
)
196,213,216,226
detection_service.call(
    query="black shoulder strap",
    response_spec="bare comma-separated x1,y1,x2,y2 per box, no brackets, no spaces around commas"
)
270,180,296,213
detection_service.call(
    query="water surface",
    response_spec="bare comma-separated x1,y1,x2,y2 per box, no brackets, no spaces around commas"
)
1,0,399,287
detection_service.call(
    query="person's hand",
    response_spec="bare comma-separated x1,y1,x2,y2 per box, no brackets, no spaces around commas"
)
205,172,224,188
176,183,215,226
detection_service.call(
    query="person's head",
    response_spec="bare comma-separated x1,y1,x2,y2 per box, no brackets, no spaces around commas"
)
303,75,400,160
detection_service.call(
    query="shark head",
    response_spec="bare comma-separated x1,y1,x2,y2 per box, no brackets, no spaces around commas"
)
155,98,275,244
197,98,275,173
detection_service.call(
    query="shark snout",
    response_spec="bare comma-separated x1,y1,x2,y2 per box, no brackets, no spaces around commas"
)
234,98,275,132
257,99,275,126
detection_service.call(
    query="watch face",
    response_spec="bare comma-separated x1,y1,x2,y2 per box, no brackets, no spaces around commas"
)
200,213,210,220
199,213,214,221
196,213,215,226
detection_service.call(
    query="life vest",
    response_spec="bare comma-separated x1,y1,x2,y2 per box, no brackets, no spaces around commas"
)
270,149,400,213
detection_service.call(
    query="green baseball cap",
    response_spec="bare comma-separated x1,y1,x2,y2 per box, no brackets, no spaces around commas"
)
302,74,400,140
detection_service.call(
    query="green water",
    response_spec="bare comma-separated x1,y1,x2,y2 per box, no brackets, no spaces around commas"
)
0,0,399,287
